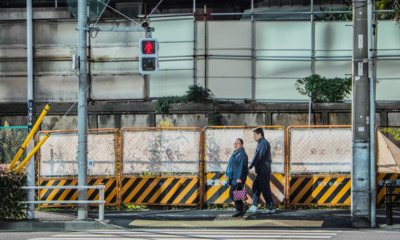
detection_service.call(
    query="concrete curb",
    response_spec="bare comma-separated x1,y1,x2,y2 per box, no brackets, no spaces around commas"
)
0,219,122,232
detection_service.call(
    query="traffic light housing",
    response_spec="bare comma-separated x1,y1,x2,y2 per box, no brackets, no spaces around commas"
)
139,38,159,74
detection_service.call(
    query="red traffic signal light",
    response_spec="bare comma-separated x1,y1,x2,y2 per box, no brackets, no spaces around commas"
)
139,38,159,74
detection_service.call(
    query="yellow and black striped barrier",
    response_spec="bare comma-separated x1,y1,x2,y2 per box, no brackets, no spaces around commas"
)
120,176,199,206
377,173,400,205
289,175,351,206
38,177,118,206
205,172,285,205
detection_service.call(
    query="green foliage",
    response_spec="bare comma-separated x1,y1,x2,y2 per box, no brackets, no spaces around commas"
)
0,128,28,164
315,4,353,21
208,112,223,126
155,96,183,114
0,167,27,220
376,0,400,23
155,85,214,114
381,128,400,141
182,85,213,103
295,74,352,103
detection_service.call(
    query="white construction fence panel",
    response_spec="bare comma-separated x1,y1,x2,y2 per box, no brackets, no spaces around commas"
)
121,129,201,174
39,131,116,177
289,127,352,174
205,127,285,173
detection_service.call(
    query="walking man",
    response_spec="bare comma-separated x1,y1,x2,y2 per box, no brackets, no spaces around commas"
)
248,127,275,213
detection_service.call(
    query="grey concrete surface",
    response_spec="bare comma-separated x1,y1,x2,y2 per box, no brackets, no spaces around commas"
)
0,208,399,232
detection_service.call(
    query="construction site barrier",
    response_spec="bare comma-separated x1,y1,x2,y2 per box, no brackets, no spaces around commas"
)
119,127,202,206
25,125,400,208
37,129,118,206
287,126,352,206
376,126,400,205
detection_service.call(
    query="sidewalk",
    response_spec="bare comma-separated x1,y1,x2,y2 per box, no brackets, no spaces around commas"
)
0,208,399,231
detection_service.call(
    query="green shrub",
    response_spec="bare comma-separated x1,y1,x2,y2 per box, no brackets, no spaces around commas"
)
0,167,27,220
155,85,214,114
295,74,352,103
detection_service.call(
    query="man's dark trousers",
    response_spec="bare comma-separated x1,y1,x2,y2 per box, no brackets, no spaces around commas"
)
252,171,273,209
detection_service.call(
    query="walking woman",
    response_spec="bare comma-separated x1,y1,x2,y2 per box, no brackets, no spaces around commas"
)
226,138,249,217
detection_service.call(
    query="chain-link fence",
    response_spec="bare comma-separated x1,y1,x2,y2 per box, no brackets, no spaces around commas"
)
38,129,118,178
0,126,28,164
120,128,202,176
288,126,352,175
204,126,286,173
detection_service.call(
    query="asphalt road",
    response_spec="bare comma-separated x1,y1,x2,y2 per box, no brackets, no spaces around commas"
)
1,228,400,240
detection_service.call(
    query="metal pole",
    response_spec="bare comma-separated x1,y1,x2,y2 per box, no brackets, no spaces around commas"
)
26,0,35,220
204,5,208,89
193,0,197,85
309,0,315,126
251,0,255,100
78,0,88,220
351,0,371,228
368,0,377,228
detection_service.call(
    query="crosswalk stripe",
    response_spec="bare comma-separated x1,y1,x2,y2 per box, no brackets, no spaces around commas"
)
30,229,340,240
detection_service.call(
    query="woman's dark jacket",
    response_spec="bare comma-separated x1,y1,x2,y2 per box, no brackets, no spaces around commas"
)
226,148,249,186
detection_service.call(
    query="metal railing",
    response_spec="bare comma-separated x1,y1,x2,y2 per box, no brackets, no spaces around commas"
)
21,185,105,220
385,183,400,225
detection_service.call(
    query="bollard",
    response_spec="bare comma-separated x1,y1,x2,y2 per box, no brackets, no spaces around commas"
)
385,183,393,225
99,183,105,221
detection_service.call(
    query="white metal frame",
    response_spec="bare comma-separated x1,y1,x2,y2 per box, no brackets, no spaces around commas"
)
21,185,105,221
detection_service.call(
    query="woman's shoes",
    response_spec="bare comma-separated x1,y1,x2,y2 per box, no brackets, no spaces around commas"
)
240,206,248,217
232,211,243,217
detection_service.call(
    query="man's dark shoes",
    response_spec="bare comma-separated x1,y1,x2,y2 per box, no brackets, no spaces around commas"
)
232,211,243,217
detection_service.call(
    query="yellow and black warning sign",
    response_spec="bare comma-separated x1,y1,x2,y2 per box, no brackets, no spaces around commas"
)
38,177,117,206
377,173,400,205
120,176,199,206
289,175,351,206
205,172,285,205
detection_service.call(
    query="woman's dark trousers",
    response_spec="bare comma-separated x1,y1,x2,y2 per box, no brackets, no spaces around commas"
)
229,184,245,211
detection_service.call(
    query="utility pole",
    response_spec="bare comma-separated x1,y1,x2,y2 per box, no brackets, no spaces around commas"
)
77,0,88,220
351,0,371,227
26,0,35,220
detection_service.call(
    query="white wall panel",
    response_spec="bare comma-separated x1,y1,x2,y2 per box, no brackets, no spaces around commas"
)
376,59,400,101
256,78,307,100
315,60,352,78
90,61,138,75
151,18,194,41
35,21,77,45
255,22,311,50
90,45,138,59
35,76,77,102
256,60,311,78
377,21,400,50
91,75,144,99
208,59,251,77
376,79,400,101
149,18,194,97
208,21,251,50
209,78,252,99
377,60,400,79
315,22,352,53
0,77,27,102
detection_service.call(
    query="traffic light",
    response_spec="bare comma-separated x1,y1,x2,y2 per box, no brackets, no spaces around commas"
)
139,38,159,74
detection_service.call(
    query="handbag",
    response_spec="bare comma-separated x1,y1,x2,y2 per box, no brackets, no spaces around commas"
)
233,183,248,201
